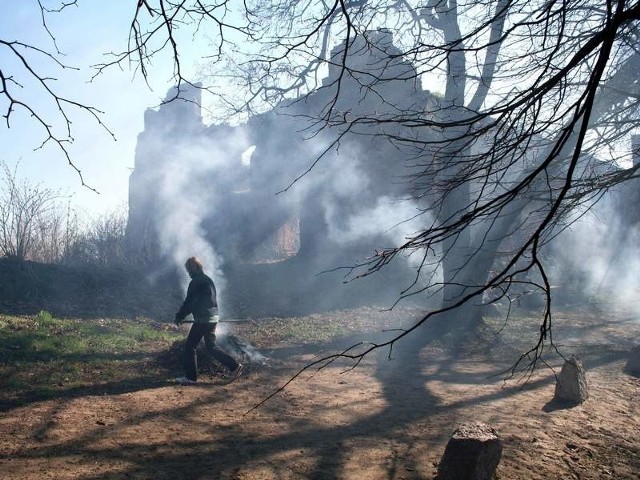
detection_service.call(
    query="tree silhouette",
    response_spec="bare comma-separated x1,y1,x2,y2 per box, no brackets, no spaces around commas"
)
0,1,114,190
163,0,640,373
5,0,640,374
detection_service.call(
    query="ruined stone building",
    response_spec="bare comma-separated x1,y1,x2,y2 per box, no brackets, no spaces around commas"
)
125,28,640,317
125,30,441,316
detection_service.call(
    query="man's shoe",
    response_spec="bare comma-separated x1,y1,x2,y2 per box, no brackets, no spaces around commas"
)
230,363,244,381
175,376,197,385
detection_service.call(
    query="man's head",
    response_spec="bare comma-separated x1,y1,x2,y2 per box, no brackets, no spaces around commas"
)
185,256,204,277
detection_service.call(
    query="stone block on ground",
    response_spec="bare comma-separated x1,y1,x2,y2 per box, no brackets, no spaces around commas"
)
554,355,588,404
437,422,502,480
624,345,640,377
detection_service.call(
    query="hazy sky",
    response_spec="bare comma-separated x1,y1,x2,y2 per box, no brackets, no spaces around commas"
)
0,2,207,218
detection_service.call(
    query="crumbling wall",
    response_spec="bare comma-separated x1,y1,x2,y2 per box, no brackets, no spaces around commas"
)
126,30,439,315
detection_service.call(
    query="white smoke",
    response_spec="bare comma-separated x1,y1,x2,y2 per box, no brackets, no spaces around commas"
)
327,195,420,246
139,96,439,314
547,204,640,313
154,128,249,314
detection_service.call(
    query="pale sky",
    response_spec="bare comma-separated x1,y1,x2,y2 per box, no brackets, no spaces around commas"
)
0,2,208,219
3,1,632,225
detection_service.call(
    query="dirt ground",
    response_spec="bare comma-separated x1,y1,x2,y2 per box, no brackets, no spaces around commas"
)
1,305,640,479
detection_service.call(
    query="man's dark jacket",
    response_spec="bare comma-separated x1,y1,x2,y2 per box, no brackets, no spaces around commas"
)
175,272,218,324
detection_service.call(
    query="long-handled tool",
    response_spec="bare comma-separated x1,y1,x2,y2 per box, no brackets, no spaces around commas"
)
177,319,255,324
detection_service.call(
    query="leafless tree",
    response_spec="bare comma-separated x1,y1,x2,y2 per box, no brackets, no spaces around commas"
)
63,206,128,268
0,1,113,189
117,1,640,370
0,161,66,260
0,157,128,265
6,1,640,375
29,199,78,263
93,0,257,117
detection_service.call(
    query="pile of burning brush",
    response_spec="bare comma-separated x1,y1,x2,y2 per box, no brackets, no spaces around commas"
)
157,333,267,377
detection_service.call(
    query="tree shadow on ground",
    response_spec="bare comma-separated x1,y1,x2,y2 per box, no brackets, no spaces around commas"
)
1,319,635,479
0,362,174,413
2,366,533,480
0,344,532,477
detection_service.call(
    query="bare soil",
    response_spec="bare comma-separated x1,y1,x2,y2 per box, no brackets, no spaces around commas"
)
1,305,640,479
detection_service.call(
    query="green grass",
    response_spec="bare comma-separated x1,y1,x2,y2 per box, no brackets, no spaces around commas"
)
0,311,348,405
1,308,406,405
0,311,184,404
0,310,357,405
1,313,179,359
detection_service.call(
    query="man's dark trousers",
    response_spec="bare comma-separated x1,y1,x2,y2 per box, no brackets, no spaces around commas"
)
184,322,238,381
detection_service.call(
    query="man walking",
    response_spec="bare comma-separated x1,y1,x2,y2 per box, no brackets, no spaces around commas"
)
174,257,243,384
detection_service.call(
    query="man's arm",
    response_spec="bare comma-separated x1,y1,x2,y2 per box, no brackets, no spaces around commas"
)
175,280,195,324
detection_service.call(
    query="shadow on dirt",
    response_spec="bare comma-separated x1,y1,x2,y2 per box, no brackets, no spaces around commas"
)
1,340,559,480
0,351,176,413
2,294,639,478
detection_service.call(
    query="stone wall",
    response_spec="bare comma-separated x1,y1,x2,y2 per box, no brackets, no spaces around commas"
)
126,30,440,316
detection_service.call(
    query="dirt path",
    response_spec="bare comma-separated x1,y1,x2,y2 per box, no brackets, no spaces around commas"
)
1,308,640,479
